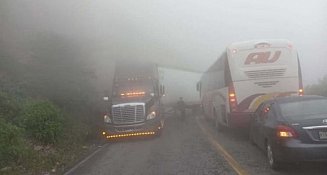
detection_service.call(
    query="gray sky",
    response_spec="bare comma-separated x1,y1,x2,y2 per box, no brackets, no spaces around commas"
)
1,0,327,85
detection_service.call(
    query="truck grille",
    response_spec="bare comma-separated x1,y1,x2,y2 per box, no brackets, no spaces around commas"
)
112,103,145,124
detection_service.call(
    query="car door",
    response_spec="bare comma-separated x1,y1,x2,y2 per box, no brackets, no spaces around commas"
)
263,103,279,145
250,103,265,145
256,103,271,150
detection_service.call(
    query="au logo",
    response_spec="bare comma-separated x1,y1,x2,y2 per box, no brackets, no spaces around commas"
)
245,51,281,65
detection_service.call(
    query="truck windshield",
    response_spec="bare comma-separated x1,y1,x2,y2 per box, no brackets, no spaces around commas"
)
112,80,154,98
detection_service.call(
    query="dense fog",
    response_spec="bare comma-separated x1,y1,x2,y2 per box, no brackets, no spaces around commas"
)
1,0,326,97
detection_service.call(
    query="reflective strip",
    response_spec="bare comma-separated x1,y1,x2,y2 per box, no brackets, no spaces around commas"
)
112,102,145,107
302,125,327,130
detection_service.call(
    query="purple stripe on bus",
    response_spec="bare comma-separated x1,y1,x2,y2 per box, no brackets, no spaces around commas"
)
237,94,265,112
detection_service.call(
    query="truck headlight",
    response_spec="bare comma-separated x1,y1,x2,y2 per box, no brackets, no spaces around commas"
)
146,111,156,120
104,114,112,123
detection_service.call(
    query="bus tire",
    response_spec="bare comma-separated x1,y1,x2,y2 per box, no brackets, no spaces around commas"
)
214,109,223,132
201,104,205,116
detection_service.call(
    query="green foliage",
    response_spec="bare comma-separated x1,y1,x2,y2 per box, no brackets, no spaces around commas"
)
0,119,26,168
23,101,64,144
1,34,98,114
305,75,327,97
0,33,101,173
0,91,20,122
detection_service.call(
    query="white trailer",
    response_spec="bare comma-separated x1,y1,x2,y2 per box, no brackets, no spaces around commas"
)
158,66,202,107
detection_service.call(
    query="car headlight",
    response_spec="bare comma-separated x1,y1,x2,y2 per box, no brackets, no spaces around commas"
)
104,114,112,123
146,111,156,120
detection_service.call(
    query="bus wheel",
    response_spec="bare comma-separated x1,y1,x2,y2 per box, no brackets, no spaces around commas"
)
201,105,205,116
214,109,223,132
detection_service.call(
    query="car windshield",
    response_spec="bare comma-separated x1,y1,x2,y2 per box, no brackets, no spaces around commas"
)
280,99,327,120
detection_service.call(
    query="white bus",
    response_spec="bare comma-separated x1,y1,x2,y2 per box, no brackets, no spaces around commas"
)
197,39,303,129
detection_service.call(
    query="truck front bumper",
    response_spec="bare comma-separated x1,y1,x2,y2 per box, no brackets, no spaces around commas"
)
102,118,163,139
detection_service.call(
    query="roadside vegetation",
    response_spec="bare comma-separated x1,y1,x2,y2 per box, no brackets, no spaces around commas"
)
305,75,327,97
0,35,103,174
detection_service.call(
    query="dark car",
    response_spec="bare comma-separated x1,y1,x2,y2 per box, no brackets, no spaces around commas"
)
249,95,327,169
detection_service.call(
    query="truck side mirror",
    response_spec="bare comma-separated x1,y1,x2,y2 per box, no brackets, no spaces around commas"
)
103,96,109,101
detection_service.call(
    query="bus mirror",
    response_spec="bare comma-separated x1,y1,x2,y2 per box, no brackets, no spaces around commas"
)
103,96,109,101
160,85,165,96
196,82,201,91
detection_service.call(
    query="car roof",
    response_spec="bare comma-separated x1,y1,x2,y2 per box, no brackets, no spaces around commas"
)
271,95,327,104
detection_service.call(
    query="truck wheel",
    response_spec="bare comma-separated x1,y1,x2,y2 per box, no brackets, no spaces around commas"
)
155,128,162,137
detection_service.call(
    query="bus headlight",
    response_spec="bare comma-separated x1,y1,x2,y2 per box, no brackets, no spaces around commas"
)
147,111,156,120
104,114,112,123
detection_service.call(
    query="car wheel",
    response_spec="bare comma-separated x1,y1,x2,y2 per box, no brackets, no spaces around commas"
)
266,142,280,170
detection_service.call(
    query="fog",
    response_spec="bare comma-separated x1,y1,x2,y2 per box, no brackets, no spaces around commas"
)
1,0,327,96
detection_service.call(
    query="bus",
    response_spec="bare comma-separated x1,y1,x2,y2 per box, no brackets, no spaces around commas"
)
197,39,303,130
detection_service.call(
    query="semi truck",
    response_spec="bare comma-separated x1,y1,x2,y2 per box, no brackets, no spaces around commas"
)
102,61,165,139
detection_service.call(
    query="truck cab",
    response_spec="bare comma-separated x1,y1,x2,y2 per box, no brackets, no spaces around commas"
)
102,61,165,139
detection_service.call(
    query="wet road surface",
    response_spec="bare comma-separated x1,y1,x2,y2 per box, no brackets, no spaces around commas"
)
66,110,327,175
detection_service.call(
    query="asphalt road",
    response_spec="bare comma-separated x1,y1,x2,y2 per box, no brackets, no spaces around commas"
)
66,110,327,175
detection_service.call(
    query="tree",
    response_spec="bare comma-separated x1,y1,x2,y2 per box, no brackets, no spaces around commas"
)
305,75,327,97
